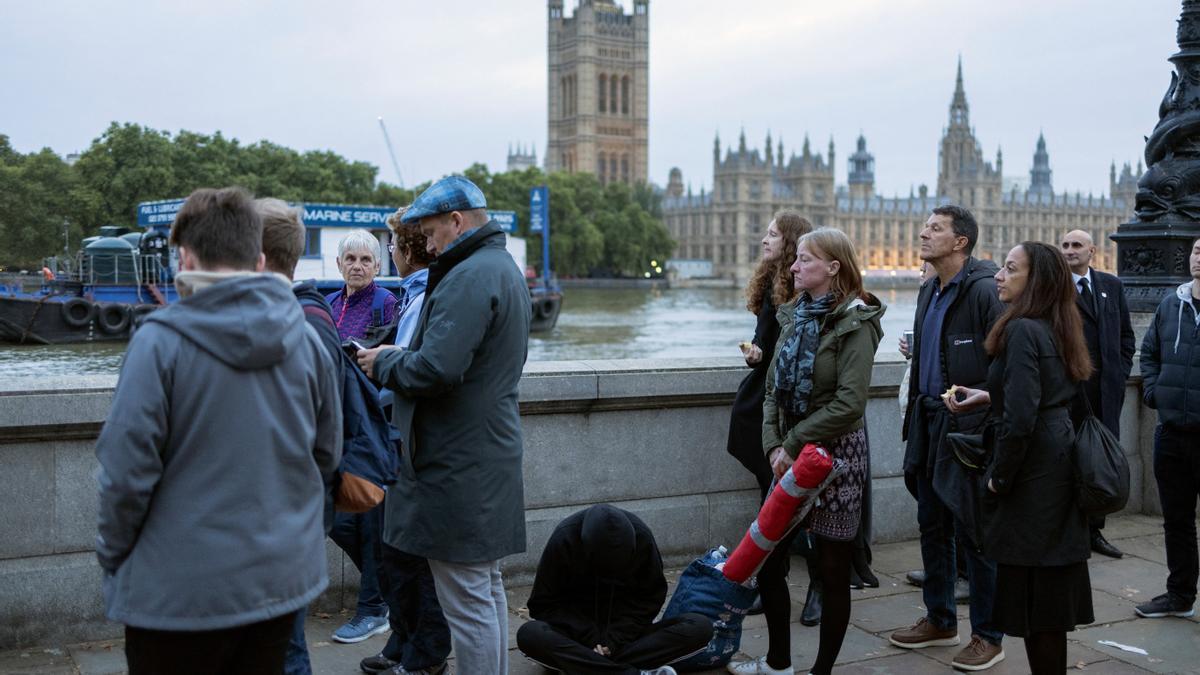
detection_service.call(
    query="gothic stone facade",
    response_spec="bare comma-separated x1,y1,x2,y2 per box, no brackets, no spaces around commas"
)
663,63,1138,283
547,0,648,186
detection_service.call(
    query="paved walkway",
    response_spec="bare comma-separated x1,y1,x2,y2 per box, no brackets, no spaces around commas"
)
2,515,1196,674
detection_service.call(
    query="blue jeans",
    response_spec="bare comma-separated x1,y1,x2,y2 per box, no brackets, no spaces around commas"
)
915,472,1002,645
284,609,311,675
1153,425,1200,604
330,505,388,617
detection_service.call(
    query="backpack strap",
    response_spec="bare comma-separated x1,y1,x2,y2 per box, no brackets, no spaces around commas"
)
371,286,391,327
299,296,337,330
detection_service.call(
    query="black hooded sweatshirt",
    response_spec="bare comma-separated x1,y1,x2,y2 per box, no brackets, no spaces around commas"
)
526,505,667,649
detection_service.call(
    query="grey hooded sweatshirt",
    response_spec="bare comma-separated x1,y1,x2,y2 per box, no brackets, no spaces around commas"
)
95,274,342,630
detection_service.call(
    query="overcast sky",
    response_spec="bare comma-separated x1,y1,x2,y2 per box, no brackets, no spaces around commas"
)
0,1,1184,198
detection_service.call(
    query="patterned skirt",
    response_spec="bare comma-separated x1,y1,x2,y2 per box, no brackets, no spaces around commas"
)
805,427,868,541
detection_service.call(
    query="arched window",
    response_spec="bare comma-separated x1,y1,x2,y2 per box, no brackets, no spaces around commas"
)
610,75,618,114
561,77,568,116
622,155,629,183
621,76,630,115
597,152,606,183
609,156,618,182
598,74,607,113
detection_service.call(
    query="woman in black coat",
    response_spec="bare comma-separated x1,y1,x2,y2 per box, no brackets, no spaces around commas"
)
727,211,811,497
948,242,1095,674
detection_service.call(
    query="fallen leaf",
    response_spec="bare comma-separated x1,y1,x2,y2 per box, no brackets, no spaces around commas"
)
1074,661,1087,669
315,612,332,619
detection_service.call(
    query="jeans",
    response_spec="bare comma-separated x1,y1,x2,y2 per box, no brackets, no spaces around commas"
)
1153,425,1200,604
375,543,451,670
329,505,388,617
284,609,311,675
915,472,1002,644
427,559,509,675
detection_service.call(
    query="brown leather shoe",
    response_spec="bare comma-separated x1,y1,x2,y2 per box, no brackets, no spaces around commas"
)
951,635,1004,671
888,617,960,649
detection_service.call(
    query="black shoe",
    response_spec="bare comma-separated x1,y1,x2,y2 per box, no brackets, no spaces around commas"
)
386,663,447,675
801,582,823,626
1091,531,1124,559
361,654,399,674
851,551,880,588
746,594,764,615
905,570,925,587
1135,593,1195,618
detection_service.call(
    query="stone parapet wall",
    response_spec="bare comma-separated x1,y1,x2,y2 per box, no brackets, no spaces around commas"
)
0,358,1153,648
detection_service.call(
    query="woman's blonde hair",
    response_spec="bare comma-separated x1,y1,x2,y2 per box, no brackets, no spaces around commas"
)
798,228,866,303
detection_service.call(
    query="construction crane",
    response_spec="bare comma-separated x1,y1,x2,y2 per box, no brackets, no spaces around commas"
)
377,117,404,189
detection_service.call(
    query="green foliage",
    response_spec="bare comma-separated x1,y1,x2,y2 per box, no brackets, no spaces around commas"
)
0,124,673,275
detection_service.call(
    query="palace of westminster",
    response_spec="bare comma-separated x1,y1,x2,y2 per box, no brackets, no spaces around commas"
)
529,0,1139,281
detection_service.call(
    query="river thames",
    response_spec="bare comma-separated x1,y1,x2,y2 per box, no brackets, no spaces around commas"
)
0,287,919,377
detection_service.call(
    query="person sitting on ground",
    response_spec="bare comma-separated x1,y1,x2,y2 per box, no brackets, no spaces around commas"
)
516,504,712,675
327,228,399,342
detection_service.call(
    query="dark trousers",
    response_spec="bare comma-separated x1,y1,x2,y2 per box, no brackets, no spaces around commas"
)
915,472,1002,644
516,614,711,674
284,609,311,675
1153,425,1200,604
125,611,297,675
330,506,388,617
375,540,452,670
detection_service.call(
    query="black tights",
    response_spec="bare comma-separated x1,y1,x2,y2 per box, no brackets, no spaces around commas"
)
1024,631,1066,675
758,533,853,672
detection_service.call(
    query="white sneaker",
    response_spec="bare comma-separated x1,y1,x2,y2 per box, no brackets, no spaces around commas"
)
726,656,794,674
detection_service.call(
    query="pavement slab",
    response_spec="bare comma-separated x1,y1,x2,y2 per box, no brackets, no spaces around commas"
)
1075,615,1200,674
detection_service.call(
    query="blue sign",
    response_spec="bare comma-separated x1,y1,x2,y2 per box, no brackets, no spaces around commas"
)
137,199,400,229
489,210,517,233
300,203,395,227
529,186,548,234
137,199,186,227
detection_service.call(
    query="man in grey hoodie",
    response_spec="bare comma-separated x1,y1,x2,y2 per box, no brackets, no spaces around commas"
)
1138,235,1200,620
95,187,342,675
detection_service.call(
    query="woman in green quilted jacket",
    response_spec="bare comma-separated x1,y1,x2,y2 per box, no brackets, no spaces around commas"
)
728,228,885,675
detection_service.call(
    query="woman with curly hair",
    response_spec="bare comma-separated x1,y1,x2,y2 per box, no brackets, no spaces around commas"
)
727,210,812,496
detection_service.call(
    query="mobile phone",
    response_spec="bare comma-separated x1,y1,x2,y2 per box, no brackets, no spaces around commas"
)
342,339,366,356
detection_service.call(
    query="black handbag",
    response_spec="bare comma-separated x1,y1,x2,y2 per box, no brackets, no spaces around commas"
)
1072,389,1130,516
946,418,996,475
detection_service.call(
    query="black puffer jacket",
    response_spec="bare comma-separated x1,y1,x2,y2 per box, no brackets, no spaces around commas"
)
1141,281,1200,431
902,257,1003,474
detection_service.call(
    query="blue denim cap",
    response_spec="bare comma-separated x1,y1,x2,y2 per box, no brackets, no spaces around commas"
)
399,175,488,224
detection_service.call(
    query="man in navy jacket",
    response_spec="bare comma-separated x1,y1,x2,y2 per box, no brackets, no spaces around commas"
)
1138,236,1200,619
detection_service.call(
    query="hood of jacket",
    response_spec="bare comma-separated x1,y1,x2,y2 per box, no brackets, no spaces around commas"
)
146,273,304,370
1173,280,1200,352
777,291,886,336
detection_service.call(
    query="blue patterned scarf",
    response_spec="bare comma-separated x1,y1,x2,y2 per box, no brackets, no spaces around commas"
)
774,292,837,417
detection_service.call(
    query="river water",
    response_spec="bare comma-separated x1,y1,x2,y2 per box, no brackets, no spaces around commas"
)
0,287,919,377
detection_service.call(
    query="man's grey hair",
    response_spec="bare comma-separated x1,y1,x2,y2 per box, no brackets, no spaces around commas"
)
337,229,383,262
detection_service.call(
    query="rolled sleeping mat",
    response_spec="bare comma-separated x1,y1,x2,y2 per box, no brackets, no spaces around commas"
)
721,443,843,584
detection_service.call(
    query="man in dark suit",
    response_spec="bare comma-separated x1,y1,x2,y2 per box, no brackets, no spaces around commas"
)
1061,229,1135,558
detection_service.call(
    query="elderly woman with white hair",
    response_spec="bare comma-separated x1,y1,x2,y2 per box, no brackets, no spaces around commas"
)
326,229,399,341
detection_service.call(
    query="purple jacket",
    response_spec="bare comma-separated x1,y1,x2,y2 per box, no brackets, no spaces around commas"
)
326,281,398,340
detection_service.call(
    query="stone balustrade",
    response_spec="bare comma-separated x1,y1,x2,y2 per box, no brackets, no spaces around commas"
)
0,357,1156,649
